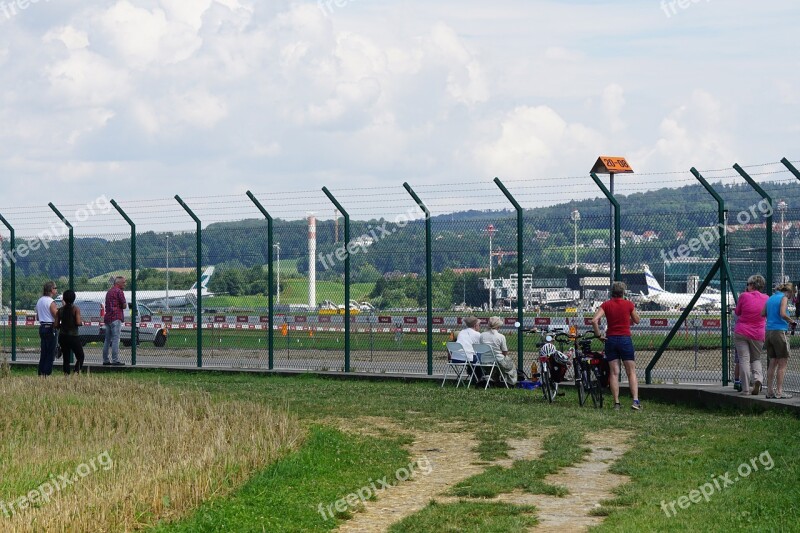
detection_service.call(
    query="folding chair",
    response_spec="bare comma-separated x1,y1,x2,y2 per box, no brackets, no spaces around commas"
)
472,343,510,389
442,342,475,388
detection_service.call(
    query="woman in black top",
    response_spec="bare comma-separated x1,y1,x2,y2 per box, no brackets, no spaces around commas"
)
54,290,85,375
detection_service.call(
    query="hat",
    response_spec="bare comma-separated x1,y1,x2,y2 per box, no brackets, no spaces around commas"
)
545,335,553,342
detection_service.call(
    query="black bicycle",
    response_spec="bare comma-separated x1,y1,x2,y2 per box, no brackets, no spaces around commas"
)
525,329,566,403
554,331,605,408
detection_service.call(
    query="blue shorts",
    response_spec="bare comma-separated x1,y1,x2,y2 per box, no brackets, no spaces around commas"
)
605,336,635,362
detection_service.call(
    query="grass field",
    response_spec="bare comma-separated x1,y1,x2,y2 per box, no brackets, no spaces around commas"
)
208,280,375,308
1,368,798,531
0,373,301,531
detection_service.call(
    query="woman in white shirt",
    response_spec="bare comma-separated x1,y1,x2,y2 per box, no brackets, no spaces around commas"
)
479,316,517,386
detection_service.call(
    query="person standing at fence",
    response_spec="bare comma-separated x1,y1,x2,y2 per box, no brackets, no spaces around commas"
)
762,282,796,399
480,316,517,386
103,276,127,366
36,281,59,376
592,281,641,410
55,289,85,375
733,275,768,396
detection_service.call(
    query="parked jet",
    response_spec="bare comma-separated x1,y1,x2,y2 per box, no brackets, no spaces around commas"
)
640,265,725,310
56,267,215,309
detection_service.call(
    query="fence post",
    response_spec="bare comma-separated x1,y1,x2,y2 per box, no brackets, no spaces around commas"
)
781,158,800,180
48,203,74,291
322,187,350,372
246,191,274,370
110,200,137,366
494,178,525,370
403,183,433,375
692,168,729,386
0,213,15,361
175,195,203,368
733,164,773,289
589,173,621,281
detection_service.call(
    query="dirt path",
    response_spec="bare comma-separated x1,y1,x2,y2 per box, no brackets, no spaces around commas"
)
333,419,631,533
491,431,633,532
334,418,543,533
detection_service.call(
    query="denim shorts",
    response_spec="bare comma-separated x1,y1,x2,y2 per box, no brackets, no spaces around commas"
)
605,335,635,362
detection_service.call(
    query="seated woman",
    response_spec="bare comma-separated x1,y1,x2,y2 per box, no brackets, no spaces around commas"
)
479,316,518,386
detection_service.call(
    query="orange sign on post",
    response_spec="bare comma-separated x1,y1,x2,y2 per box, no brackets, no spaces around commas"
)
591,156,634,174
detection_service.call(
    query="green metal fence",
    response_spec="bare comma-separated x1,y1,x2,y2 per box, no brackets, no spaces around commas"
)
1,161,799,392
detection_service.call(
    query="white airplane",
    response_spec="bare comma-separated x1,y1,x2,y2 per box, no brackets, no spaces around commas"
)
57,267,216,309
641,265,726,310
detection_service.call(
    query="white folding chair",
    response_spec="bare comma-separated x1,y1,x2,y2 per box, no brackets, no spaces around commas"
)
442,342,475,388
473,343,510,389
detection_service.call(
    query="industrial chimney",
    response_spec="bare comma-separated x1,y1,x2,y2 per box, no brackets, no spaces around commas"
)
308,214,316,309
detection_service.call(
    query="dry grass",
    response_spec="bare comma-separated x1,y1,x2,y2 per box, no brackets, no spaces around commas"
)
0,352,9,379
0,373,303,532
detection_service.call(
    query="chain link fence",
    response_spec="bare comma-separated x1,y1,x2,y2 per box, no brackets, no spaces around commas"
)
2,161,799,392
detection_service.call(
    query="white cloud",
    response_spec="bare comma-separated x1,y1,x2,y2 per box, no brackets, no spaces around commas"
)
475,106,603,179
43,26,89,50
602,83,626,133
0,0,798,212
635,89,735,172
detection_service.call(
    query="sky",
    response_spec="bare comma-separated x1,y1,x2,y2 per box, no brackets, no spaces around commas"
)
0,0,798,231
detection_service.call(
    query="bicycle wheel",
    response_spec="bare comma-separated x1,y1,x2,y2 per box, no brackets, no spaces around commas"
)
541,363,557,403
588,366,604,409
576,362,588,406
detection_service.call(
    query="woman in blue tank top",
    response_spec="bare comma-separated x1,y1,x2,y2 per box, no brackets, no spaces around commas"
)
761,283,796,399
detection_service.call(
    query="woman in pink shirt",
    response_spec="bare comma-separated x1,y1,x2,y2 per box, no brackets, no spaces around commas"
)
734,274,769,395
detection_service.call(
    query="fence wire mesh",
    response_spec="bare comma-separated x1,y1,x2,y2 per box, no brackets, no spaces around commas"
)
1,162,799,392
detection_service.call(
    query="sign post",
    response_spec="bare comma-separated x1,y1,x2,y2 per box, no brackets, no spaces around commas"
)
590,157,634,284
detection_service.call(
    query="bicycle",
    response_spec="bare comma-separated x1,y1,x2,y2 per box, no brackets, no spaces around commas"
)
526,329,569,403
554,331,606,408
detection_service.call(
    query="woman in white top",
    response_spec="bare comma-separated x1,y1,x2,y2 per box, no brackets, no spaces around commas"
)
479,316,517,386
36,280,59,376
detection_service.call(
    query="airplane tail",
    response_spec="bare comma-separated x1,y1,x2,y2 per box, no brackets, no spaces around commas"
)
642,264,664,294
190,266,216,292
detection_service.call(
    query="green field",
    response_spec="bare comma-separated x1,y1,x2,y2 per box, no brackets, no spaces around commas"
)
209,279,375,308
2,369,797,531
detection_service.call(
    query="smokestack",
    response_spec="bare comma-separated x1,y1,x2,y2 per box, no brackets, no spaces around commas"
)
308,214,316,309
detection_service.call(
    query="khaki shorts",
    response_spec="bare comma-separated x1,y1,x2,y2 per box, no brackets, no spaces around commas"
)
765,330,790,360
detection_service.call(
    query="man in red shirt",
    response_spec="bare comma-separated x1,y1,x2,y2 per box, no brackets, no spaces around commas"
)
103,276,128,366
592,281,641,410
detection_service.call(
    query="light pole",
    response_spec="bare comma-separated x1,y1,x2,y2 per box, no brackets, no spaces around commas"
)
485,224,497,310
274,243,281,305
571,209,581,274
778,200,787,283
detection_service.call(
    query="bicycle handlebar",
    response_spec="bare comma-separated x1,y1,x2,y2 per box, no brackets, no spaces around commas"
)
554,331,602,343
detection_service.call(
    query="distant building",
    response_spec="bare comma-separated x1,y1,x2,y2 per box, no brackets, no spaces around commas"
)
383,271,419,280
451,268,486,275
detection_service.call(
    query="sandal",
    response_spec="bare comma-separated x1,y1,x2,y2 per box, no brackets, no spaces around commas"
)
765,393,775,399
774,393,793,400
